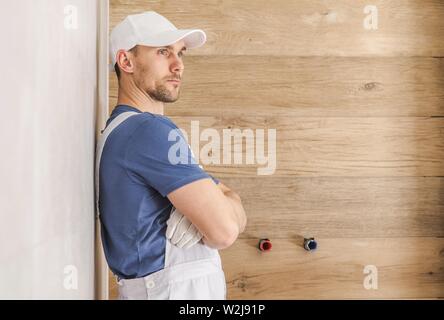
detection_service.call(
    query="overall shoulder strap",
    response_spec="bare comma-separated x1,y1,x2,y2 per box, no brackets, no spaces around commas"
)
95,111,139,218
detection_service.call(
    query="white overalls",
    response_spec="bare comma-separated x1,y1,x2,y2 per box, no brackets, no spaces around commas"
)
95,111,227,300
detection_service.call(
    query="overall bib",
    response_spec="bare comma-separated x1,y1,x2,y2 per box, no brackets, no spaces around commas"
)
95,111,227,300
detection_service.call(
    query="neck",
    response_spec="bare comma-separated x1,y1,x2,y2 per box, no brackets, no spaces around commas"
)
116,79,164,115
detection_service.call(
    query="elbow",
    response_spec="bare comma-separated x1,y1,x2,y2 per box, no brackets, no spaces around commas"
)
205,224,239,250
217,224,239,249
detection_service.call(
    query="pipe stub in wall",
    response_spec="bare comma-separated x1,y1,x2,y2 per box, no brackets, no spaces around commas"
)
258,238,272,252
303,237,317,251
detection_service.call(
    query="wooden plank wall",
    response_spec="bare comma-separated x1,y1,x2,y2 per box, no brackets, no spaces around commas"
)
108,0,444,299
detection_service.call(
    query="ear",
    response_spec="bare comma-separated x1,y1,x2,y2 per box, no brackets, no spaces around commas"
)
116,49,135,75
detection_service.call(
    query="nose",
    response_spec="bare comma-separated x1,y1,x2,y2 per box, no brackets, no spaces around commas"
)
170,53,184,74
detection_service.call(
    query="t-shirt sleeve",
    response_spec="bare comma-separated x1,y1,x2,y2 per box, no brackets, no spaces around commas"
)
125,117,218,197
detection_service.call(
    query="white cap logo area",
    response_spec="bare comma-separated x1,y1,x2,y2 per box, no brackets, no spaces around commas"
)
109,11,207,69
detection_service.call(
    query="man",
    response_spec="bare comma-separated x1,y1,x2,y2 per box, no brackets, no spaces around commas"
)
96,11,247,300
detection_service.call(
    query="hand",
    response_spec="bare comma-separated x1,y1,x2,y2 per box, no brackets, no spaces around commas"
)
166,206,203,249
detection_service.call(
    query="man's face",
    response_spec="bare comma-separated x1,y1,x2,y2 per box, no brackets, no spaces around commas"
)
131,40,186,103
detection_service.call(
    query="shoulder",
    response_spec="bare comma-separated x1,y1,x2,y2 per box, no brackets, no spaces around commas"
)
128,113,185,146
128,112,175,133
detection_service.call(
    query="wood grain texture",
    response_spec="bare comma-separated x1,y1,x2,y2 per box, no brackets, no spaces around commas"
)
110,0,444,57
110,56,444,118
216,177,444,238
220,238,444,299
170,116,444,177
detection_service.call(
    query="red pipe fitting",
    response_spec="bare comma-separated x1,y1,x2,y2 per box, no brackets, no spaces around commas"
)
258,238,272,252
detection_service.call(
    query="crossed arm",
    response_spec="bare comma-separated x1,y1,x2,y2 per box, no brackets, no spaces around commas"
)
167,178,247,250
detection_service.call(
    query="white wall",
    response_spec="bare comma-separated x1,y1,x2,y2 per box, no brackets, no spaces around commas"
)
0,0,103,299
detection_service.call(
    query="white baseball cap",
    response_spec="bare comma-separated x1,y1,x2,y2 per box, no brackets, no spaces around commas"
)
109,11,207,70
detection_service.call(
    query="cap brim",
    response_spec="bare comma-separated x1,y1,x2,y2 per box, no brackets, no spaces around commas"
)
138,29,207,49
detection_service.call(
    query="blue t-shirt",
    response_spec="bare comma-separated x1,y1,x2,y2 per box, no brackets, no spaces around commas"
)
99,105,219,279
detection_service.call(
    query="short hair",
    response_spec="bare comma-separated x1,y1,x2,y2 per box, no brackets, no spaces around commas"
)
114,46,138,81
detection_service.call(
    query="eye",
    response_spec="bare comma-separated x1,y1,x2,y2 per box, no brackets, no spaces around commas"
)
158,49,169,56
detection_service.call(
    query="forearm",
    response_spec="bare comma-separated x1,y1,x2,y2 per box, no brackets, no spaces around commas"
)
201,181,247,249
218,183,247,234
